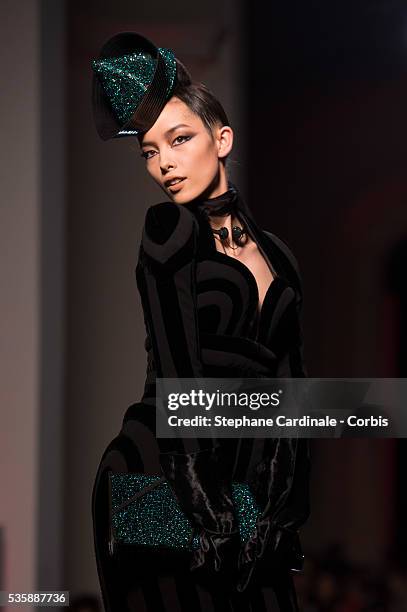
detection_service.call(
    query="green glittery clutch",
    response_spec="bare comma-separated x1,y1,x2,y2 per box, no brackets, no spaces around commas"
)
108,472,261,556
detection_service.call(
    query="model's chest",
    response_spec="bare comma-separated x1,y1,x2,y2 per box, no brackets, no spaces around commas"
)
212,239,276,314
195,252,298,349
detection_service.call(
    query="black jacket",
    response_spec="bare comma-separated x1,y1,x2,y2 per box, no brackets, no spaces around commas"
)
135,185,310,593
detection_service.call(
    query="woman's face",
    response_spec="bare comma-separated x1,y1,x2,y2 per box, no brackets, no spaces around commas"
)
139,96,233,204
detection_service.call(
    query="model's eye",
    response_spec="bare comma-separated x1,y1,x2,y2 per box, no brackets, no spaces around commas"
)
140,135,191,160
173,135,191,145
140,149,156,160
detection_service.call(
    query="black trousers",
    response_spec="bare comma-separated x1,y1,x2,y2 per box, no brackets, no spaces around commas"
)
91,403,300,612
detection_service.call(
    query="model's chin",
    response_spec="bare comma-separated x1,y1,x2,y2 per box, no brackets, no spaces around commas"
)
168,188,192,205
167,181,212,205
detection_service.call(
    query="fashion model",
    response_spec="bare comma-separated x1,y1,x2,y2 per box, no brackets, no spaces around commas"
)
91,32,310,612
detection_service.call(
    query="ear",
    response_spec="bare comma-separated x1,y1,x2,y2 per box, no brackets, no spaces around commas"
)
215,125,233,160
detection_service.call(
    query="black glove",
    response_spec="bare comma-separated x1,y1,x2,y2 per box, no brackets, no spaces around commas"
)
237,518,304,592
159,445,240,585
236,438,309,592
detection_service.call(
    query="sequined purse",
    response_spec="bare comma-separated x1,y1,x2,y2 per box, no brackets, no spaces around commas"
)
107,471,261,557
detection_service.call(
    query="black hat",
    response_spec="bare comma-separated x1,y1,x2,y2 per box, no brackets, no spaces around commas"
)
91,32,178,140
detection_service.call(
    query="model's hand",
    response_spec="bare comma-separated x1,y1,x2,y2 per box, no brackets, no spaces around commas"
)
159,445,240,585
235,436,309,591
190,529,240,587
237,517,303,592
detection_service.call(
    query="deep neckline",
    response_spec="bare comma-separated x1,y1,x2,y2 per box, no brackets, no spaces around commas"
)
207,209,281,321
213,250,277,319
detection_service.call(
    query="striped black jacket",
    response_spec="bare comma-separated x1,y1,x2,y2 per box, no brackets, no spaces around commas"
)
134,189,310,593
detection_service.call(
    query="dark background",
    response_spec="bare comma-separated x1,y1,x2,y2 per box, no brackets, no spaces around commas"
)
247,3,407,608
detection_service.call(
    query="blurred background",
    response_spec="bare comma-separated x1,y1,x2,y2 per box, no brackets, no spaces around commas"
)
1,0,407,610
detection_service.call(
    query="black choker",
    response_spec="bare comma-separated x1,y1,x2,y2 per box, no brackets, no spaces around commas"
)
190,184,248,249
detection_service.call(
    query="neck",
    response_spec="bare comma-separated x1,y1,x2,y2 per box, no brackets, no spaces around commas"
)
189,181,238,216
185,182,249,253
207,173,229,200
182,180,253,225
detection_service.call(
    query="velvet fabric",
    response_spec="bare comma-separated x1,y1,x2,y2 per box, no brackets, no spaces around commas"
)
92,184,310,611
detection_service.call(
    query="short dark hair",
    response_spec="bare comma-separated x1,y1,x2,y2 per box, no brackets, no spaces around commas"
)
137,59,231,144
172,80,230,137
172,58,230,135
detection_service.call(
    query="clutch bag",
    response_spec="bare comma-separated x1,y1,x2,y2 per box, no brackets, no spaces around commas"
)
108,471,261,556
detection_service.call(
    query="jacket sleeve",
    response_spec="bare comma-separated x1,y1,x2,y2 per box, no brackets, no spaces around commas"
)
136,202,240,581
265,229,308,379
269,238,310,538
136,201,204,379
269,247,310,531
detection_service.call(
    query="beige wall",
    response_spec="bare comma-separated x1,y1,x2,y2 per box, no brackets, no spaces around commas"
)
0,0,40,605
0,1,66,609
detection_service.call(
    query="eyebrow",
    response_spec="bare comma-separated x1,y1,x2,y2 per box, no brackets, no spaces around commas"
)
141,123,192,147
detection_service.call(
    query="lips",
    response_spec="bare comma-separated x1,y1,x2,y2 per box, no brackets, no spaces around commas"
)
164,177,186,189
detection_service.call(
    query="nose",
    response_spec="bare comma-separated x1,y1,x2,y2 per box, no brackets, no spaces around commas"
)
159,148,176,174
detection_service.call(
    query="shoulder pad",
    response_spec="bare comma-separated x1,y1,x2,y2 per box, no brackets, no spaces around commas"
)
141,202,198,266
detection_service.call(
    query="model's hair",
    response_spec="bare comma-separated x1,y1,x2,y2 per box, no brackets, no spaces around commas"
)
137,59,231,150
171,59,230,135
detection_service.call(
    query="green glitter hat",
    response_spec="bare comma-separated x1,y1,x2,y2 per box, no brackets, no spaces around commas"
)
92,32,178,141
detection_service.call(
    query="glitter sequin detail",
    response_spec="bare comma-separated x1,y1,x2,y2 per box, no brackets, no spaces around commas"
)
110,474,261,551
92,48,176,125
232,482,262,544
